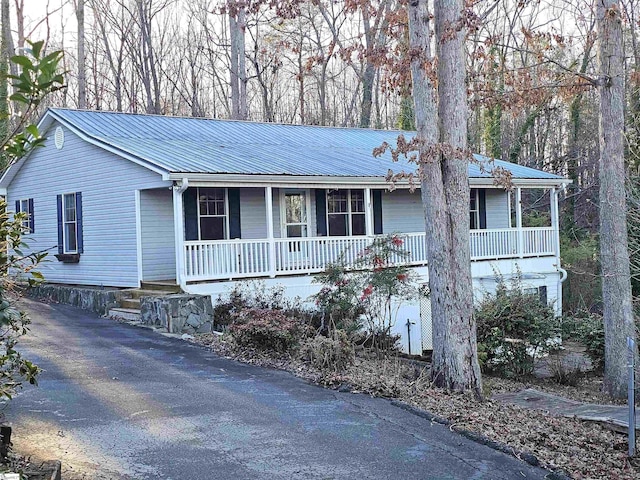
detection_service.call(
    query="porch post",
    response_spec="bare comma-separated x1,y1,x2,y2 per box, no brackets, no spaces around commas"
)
173,181,187,288
516,186,523,257
550,187,561,259
364,187,373,237
265,186,276,277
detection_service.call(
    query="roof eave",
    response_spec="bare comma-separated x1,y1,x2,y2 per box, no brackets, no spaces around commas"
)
168,172,570,188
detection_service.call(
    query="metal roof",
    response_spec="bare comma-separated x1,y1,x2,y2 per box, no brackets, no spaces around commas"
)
46,108,565,181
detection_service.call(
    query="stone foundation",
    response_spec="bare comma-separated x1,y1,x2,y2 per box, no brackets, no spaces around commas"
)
29,284,126,316
140,294,213,334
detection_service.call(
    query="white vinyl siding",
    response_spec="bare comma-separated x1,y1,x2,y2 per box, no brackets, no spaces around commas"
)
6,122,170,287
381,190,424,234
240,188,268,239
140,188,175,281
485,189,510,229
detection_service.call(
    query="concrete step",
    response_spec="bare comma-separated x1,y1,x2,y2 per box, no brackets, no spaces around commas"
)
108,308,141,322
120,298,141,309
140,281,181,293
125,289,174,299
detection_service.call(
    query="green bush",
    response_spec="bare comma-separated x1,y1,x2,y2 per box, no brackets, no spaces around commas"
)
476,276,559,377
229,308,307,352
561,311,604,370
299,330,354,372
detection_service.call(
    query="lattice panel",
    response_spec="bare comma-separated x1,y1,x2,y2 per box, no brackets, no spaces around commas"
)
420,292,433,352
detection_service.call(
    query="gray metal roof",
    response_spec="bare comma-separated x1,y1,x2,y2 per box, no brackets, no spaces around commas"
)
47,108,565,181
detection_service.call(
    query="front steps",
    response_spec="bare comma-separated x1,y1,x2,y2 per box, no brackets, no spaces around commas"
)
108,281,181,321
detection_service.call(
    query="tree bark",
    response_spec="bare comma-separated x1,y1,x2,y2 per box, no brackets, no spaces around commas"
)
597,0,637,399
76,0,86,109
408,0,482,395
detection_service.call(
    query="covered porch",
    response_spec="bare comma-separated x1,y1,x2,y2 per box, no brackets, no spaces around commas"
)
161,180,562,286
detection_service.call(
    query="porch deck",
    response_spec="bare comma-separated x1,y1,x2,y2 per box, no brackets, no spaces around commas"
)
182,227,555,282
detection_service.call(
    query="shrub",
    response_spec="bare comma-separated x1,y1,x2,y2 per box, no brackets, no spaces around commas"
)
213,281,308,330
228,308,306,352
476,275,559,377
312,234,419,351
561,311,604,370
299,330,354,372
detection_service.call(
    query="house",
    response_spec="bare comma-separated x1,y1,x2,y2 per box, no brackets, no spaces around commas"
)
0,108,569,353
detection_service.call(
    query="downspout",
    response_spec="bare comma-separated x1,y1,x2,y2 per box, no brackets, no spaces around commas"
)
174,178,189,291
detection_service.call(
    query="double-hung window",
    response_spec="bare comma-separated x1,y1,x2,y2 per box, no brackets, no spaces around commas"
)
198,187,227,240
57,192,83,255
15,198,34,233
327,189,366,236
63,193,78,253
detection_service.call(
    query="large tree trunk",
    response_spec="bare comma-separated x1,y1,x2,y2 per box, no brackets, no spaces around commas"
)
0,0,10,145
597,0,637,399
228,4,247,121
76,0,86,109
409,0,482,395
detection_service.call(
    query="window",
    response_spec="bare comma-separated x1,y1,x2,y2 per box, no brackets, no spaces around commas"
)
15,198,34,233
327,189,366,236
63,193,78,253
198,187,227,240
525,286,549,305
56,192,83,257
470,189,479,230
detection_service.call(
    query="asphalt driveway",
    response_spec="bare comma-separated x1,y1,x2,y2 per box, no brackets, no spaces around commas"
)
5,298,552,480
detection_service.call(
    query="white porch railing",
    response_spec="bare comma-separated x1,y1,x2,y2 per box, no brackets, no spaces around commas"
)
183,227,556,282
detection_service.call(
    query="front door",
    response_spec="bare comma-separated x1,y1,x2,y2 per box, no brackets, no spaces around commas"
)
282,191,309,265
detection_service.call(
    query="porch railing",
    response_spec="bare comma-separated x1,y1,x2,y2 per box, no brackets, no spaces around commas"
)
183,227,556,282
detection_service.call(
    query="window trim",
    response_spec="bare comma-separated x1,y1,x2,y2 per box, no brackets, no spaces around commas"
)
326,189,366,237
62,192,78,254
16,198,33,233
280,188,312,239
197,187,229,241
470,189,480,230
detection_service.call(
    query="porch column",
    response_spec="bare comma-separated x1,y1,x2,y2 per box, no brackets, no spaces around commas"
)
364,187,373,237
173,181,187,288
515,186,523,257
265,186,276,277
550,187,560,258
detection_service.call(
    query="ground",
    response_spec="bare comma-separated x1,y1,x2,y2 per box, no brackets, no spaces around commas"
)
4,299,550,480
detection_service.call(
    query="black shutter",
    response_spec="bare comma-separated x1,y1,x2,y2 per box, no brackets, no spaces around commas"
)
539,286,548,305
183,187,199,241
14,200,19,213
478,189,487,230
28,198,34,233
315,189,327,236
373,190,383,234
76,192,84,253
56,195,63,254
228,188,241,239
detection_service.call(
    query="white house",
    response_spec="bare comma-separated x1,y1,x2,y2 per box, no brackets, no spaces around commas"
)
0,108,569,354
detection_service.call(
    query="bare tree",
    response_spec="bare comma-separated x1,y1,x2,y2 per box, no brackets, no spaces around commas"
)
76,0,86,109
597,0,636,398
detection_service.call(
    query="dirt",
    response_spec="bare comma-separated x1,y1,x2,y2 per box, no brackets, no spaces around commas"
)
191,333,640,480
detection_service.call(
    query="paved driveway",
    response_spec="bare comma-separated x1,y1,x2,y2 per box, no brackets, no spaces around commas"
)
6,299,551,480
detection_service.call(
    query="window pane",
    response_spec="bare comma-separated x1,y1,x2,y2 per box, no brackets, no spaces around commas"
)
285,194,306,223
328,214,347,236
199,188,225,216
327,191,348,213
287,224,306,238
65,223,77,252
20,200,29,213
200,217,225,240
351,214,366,235
470,190,477,210
64,194,76,222
470,214,477,230
351,190,365,212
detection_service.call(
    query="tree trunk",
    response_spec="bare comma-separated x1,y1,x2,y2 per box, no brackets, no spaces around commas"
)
597,0,637,399
76,0,86,109
431,0,483,395
228,4,247,121
0,0,10,145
